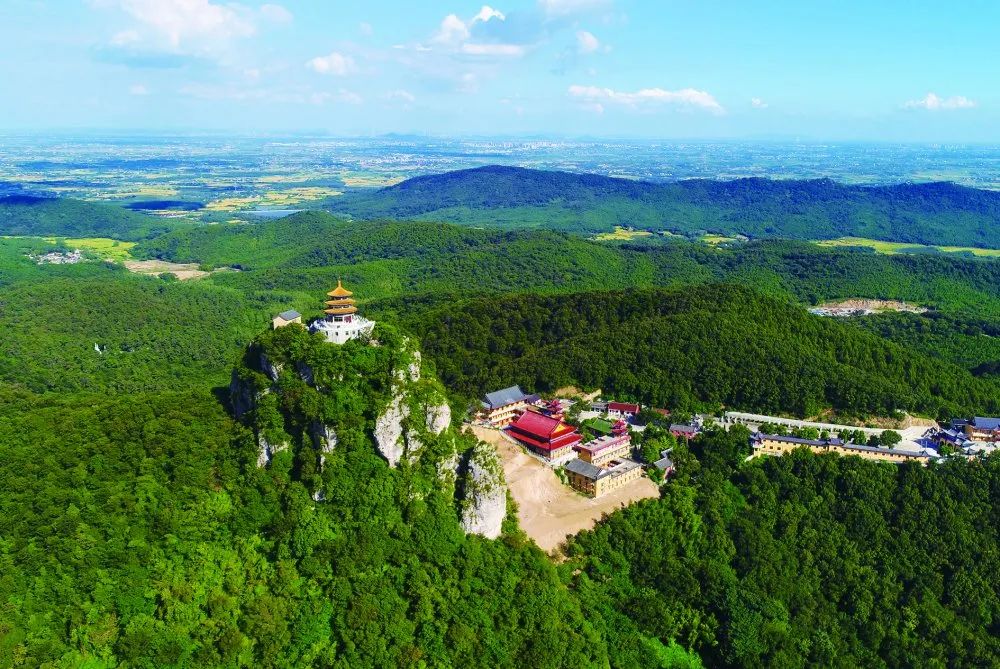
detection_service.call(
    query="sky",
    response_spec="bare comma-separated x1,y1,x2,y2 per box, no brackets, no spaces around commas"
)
1,0,998,140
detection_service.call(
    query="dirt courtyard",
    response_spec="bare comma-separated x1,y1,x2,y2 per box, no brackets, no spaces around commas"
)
470,425,660,553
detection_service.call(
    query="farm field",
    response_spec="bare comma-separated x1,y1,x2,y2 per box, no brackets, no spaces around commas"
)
817,236,1000,257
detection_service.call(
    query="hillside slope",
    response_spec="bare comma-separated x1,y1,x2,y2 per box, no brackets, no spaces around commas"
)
333,166,1000,247
405,284,1000,419
0,195,179,240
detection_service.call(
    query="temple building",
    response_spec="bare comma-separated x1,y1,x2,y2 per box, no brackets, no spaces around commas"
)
751,433,934,464
480,385,537,427
309,279,376,344
575,420,631,466
506,411,581,464
965,417,1000,442
565,458,644,498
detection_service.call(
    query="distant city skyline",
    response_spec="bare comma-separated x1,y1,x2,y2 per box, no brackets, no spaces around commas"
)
2,1,997,141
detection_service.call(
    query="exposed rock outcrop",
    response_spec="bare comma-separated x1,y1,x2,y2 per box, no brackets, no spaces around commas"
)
426,401,451,435
374,392,410,468
309,421,337,468
457,442,507,539
231,322,506,540
259,350,282,382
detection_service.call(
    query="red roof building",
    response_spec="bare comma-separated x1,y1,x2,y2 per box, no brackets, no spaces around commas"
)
608,402,641,417
506,411,582,462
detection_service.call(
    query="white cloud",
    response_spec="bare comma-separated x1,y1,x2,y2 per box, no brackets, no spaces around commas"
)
259,4,292,23
461,43,526,57
433,6,506,45
569,84,725,113
750,97,768,109
306,51,357,76
97,1,289,54
904,92,976,111
129,83,149,95
540,0,612,17
386,89,416,103
576,30,600,53
114,0,256,47
433,14,472,44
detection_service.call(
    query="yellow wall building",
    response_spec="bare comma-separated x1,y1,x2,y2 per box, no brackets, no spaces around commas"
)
565,458,644,497
753,434,932,464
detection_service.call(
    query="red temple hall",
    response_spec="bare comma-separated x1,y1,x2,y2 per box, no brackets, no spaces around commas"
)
506,411,582,462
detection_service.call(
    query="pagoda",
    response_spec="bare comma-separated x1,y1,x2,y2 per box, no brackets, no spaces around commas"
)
309,279,376,344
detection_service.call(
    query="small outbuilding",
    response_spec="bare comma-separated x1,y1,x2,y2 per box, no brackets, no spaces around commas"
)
272,309,302,329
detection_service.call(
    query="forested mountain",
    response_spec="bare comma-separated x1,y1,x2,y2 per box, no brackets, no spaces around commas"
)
0,195,178,240
333,166,1000,248
4,194,1000,667
405,284,1000,419
569,427,1000,667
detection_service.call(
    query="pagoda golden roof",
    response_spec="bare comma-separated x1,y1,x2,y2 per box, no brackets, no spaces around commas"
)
327,279,353,298
324,305,358,315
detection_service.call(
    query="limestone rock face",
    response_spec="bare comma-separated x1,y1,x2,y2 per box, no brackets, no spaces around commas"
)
259,350,282,382
426,401,451,435
310,422,337,468
257,436,288,468
458,443,507,539
374,392,409,467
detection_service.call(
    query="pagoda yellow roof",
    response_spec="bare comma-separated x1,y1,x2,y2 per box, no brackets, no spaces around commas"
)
326,279,353,298
324,305,358,315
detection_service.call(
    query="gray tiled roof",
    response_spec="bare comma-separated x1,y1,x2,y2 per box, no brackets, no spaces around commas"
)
565,457,642,481
483,385,528,410
565,458,603,479
972,417,1000,430
653,456,674,470
277,309,301,320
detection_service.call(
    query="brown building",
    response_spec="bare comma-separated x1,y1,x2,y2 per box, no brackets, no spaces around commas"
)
564,457,644,497
753,434,933,464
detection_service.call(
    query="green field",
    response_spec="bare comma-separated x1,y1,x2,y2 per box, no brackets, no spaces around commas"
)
817,236,1000,257
48,236,136,261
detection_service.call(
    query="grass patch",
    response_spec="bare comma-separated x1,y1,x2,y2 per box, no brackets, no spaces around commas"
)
593,226,654,241
817,237,1000,258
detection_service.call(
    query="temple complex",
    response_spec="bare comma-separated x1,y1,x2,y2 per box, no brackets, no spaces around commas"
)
309,279,376,344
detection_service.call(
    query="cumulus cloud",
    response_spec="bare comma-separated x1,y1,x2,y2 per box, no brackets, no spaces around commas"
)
576,30,600,53
433,5,506,44
95,0,291,57
569,84,724,113
540,0,612,17
904,92,976,111
750,97,768,109
306,52,357,76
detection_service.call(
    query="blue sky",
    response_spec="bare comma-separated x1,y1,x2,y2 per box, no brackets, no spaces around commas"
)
1,0,997,140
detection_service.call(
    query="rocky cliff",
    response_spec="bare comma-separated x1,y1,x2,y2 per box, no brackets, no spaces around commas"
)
230,321,506,538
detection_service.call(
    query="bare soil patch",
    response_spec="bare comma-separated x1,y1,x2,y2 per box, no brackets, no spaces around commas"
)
124,260,236,281
470,425,659,553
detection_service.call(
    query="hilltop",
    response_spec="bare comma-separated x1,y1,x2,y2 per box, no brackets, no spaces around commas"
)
0,195,181,241
333,166,1000,248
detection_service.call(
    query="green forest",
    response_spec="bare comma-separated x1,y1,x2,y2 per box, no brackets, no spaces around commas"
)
2,181,1000,667
333,166,1000,248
